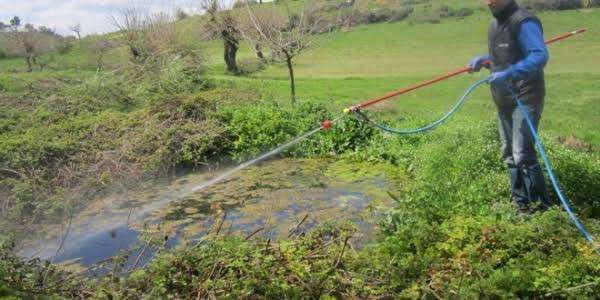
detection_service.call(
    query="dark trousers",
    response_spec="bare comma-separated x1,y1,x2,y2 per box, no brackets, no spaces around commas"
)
497,102,551,208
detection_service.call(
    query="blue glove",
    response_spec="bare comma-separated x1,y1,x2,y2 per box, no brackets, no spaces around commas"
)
469,55,490,73
488,70,512,86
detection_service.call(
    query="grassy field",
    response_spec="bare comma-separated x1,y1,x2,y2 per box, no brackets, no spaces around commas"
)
1,3,599,298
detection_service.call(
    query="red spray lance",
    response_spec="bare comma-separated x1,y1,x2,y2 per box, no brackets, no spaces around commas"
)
347,28,586,112
319,28,587,129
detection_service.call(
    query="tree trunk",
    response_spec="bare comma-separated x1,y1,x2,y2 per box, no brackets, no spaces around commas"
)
223,38,239,74
284,53,296,105
255,44,264,61
25,55,33,72
97,53,104,71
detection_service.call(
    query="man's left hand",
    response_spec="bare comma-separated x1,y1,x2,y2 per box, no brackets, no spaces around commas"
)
488,70,512,86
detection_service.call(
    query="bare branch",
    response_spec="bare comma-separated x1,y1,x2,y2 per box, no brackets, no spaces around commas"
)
69,22,82,39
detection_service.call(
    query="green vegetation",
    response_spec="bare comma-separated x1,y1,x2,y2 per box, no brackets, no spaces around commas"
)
1,1,599,298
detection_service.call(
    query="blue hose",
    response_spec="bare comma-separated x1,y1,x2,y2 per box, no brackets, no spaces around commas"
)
354,78,599,254
505,86,600,255
353,78,489,135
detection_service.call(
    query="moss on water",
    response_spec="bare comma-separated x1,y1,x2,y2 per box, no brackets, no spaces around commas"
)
325,159,408,185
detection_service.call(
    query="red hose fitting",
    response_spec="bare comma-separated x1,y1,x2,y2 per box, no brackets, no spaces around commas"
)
321,120,332,130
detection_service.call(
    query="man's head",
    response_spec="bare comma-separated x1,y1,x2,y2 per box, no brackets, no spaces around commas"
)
486,0,516,17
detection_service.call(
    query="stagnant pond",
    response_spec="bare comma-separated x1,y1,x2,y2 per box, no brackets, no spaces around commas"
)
18,158,404,275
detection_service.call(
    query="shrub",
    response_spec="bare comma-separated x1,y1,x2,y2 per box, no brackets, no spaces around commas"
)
389,7,414,22
237,57,266,75
121,91,238,174
379,208,600,298
48,73,135,114
215,101,376,160
371,119,600,298
55,39,74,55
521,0,586,10
0,235,86,298
548,144,600,216
412,5,474,24
175,7,189,20
337,5,413,27
365,8,394,23
156,57,206,94
97,223,366,299
413,13,442,24
454,7,475,18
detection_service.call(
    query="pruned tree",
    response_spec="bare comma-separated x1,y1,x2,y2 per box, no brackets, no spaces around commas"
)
112,8,181,65
69,22,82,40
8,21,57,72
112,8,150,62
200,0,241,74
238,0,331,103
111,7,203,80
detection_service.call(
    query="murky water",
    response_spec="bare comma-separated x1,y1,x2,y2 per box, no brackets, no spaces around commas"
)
18,158,402,274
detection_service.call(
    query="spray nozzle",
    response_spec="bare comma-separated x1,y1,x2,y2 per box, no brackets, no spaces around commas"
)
343,106,359,114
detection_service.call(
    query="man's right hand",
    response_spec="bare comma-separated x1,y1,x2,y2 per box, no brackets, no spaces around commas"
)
468,55,491,73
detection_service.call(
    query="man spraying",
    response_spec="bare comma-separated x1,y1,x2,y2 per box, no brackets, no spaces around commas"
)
469,0,552,214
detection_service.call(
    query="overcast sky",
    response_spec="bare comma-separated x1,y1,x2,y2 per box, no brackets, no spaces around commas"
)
0,0,222,36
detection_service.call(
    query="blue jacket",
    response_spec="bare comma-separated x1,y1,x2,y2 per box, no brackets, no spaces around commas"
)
509,20,549,81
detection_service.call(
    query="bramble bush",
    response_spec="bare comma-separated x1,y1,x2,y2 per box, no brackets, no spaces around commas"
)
521,0,598,10
215,100,377,160
373,118,600,298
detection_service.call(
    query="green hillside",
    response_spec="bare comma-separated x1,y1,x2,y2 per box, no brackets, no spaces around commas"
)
1,2,599,298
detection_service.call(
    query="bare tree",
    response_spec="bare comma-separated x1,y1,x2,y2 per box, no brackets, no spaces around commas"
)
69,22,82,40
8,23,56,72
4,17,61,71
112,8,149,62
238,0,331,103
112,8,181,65
111,7,203,79
200,0,241,74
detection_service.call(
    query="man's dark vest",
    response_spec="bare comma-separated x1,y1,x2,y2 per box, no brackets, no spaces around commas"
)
488,6,545,108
